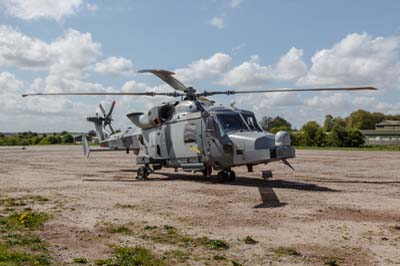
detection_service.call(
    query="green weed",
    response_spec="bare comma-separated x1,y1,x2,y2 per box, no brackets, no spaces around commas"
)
94,246,164,266
243,235,258,244
273,246,301,257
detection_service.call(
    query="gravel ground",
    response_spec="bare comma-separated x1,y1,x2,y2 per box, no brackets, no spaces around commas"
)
0,146,399,265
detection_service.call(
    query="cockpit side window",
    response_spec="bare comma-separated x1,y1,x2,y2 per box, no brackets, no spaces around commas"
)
241,112,262,132
216,113,246,133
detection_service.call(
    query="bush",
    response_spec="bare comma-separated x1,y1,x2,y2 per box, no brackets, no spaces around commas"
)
62,134,74,144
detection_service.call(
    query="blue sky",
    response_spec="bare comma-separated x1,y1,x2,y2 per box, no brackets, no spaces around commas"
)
1,0,400,132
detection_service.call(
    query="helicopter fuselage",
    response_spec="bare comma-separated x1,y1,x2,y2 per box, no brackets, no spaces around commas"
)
125,100,295,174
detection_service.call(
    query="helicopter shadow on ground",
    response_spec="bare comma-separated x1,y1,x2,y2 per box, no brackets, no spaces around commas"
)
148,172,338,209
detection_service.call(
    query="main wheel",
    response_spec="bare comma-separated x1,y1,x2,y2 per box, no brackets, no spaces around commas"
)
217,170,229,182
136,166,148,180
227,170,236,182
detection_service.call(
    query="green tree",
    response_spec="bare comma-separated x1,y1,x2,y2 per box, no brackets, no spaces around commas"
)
344,129,365,147
260,116,291,132
346,109,375,129
62,134,74,144
332,116,346,128
40,136,61,145
327,125,347,147
323,114,334,132
290,131,305,146
371,112,385,124
301,121,325,146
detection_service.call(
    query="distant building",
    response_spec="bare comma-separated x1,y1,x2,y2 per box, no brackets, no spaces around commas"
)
360,120,400,146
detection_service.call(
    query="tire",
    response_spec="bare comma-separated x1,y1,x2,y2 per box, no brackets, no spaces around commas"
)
136,166,147,180
227,170,236,182
217,171,229,182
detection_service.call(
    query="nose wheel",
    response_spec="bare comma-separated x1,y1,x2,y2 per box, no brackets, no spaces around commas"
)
136,165,151,180
218,170,236,182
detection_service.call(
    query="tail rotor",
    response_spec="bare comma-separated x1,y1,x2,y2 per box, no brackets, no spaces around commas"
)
99,101,116,134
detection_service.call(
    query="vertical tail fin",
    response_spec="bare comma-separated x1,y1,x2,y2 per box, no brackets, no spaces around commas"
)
87,116,108,142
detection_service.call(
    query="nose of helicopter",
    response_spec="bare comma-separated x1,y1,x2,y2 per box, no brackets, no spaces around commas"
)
227,131,276,165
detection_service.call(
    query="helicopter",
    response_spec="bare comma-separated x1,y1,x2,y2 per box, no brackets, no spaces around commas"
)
22,69,376,181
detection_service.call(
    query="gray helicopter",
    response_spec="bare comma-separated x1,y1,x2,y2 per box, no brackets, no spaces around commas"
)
22,70,376,181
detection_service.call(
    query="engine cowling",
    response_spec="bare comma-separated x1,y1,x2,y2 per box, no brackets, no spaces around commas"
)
127,104,174,129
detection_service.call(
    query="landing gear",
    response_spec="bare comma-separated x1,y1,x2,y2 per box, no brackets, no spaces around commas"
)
202,165,213,177
136,165,151,180
218,170,236,182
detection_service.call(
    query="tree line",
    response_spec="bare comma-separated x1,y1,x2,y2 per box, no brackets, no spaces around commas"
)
259,109,400,147
0,131,74,146
1,109,399,147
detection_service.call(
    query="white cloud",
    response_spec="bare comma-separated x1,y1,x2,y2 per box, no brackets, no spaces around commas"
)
304,92,353,111
86,2,98,12
174,52,232,83
230,0,242,8
298,33,400,87
221,47,307,88
209,16,224,29
0,71,23,92
0,26,101,78
0,0,83,21
94,56,133,76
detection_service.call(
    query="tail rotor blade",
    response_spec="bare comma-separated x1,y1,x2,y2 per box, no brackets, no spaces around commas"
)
108,124,115,134
99,104,106,117
107,101,116,118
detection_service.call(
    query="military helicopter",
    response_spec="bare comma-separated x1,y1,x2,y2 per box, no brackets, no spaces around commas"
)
22,70,376,181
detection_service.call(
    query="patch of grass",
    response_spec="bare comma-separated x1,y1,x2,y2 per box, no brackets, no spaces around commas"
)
324,256,340,266
0,198,26,207
0,211,48,231
164,249,190,263
72,257,88,264
114,203,137,209
273,246,301,257
296,146,400,152
3,232,46,251
389,224,400,231
231,260,243,266
28,195,49,202
0,195,49,208
105,225,131,234
213,255,227,261
94,246,164,266
243,235,258,245
199,237,229,250
141,225,190,246
140,225,229,251
144,225,158,230
0,244,50,266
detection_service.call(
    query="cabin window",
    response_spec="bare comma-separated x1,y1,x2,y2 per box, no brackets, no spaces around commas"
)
184,123,197,143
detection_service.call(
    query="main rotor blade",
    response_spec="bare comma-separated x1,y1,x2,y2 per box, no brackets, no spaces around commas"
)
138,69,188,92
21,92,183,97
199,86,377,96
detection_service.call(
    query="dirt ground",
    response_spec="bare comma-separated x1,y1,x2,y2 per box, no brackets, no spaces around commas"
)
0,146,399,265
